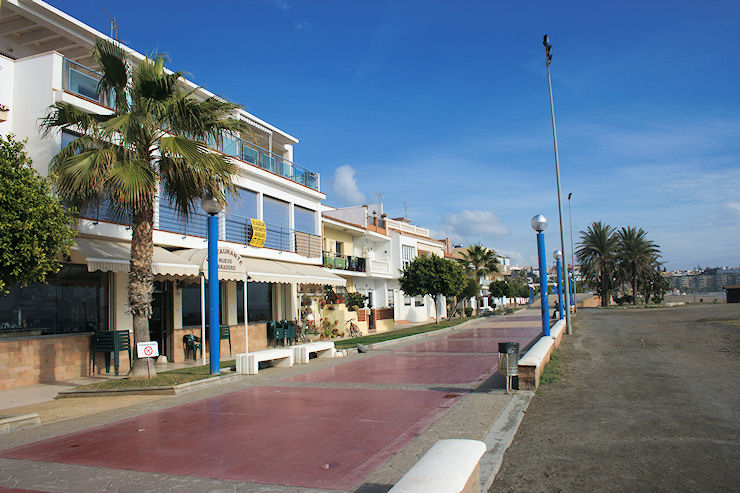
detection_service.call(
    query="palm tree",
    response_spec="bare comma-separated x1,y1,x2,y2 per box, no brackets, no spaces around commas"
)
42,39,246,378
456,244,499,313
617,226,660,305
576,221,618,307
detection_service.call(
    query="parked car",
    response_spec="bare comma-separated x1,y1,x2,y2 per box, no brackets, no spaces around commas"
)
480,306,495,316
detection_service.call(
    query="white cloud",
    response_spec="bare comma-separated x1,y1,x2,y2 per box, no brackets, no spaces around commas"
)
435,210,510,244
331,165,366,206
727,202,740,214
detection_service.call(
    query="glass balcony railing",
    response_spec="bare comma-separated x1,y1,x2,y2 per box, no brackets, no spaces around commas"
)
63,58,114,107
62,59,320,192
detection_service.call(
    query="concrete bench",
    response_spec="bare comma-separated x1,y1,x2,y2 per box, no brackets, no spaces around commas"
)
236,348,293,375
550,319,566,346
291,341,336,364
518,336,555,390
389,439,487,493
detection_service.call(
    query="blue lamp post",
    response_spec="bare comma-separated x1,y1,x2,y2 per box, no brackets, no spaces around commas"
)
569,271,575,309
202,196,222,375
531,215,550,337
554,250,564,321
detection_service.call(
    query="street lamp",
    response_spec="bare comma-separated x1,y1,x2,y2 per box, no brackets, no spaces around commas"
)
567,192,576,313
202,195,222,374
553,250,564,321
531,214,550,337
543,34,573,335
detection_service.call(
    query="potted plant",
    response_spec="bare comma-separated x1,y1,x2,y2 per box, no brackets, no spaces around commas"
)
0,104,8,122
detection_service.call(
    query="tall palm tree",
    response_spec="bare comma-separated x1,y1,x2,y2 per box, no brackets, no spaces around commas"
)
576,221,618,307
42,39,246,378
456,244,499,312
617,226,660,305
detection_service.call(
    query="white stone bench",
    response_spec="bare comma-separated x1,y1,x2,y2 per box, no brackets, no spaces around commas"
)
550,319,566,343
291,341,336,364
236,348,293,375
518,336,555,390
389,439,487,493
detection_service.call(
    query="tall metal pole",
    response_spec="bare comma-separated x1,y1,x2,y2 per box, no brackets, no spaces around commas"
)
543,34,572,335
207,213,220,374
568,193,577,313
555,255,564,320
537,232,550,337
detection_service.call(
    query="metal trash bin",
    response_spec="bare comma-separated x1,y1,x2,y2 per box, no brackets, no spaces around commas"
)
498,342,519,392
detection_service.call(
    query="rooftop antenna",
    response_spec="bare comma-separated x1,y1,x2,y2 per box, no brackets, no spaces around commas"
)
376,192,384,215
403,201,408,219
103,7,119,40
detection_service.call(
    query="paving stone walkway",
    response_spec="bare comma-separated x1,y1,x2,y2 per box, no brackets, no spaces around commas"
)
0,311,543,492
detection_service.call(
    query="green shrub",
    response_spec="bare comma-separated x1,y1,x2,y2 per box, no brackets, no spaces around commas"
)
465,307,473,317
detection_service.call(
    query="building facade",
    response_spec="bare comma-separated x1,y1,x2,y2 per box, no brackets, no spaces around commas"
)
0,0,344,388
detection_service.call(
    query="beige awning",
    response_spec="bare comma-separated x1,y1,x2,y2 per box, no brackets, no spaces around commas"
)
71,238,200,278
175,246,248,281
243,257,346,286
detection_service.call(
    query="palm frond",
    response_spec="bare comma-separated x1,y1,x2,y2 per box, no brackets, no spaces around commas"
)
39,102,110,137
92,38,130,113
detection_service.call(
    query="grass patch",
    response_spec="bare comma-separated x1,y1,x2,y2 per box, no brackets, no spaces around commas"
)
333,317,478,350
539,349,564,386
76,360,236,390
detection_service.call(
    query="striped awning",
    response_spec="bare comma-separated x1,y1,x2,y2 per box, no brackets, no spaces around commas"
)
174,246,248,281
70,238,200,278
243,258,346,286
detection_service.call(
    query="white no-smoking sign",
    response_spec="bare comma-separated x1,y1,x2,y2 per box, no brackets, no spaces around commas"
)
137,341,159,358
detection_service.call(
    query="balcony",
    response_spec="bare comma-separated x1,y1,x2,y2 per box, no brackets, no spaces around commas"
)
219,136,320,192
323,252,367,272
62,58,114,107
61,58,321,192
158,201,321,257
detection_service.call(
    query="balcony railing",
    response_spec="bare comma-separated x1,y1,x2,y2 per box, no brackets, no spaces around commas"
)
62,59,320,192
78,196,130,226
63,58,114,107
157,200,209,238
218,136,320,191
323,252,367,272
225,213,321,258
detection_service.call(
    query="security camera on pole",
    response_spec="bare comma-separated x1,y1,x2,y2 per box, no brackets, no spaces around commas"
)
531,215,550,337
543,34,573,334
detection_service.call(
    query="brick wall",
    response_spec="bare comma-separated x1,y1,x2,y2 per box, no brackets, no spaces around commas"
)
0,333,93,390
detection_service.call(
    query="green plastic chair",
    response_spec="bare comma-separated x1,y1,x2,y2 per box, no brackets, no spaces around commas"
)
183,334,202,361
220,325,232,355
268,320,284,347
91,330,131,376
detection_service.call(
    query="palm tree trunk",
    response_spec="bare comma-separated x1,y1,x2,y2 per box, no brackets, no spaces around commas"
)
632,263,637,305
601,267,608,306
128,199,156,379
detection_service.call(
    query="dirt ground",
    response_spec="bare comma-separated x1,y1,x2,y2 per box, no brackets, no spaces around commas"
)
493,303,740,492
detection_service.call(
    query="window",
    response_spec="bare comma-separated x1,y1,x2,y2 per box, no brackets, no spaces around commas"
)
180,283,202,327
0,264,108,337
404,294,412,306
262,195,289,228
294,205,316,235
236,281,272,323
230,187,258,219
61,130,78,149
415,295,424,307
402,245,415,269
387,289,394,307
226,187,258,243
335,241,343,255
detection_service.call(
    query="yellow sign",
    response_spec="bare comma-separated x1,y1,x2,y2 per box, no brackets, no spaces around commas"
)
249,218,267,248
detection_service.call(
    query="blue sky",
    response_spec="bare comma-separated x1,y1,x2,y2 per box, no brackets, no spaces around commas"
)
50,0,740,270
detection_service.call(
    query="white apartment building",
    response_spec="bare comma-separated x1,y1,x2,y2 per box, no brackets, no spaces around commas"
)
0,0,344,387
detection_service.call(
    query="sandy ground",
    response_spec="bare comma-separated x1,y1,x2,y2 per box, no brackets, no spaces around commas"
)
492,303,740,492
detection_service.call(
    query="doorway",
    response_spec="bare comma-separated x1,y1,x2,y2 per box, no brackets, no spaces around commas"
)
150,280,173,358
